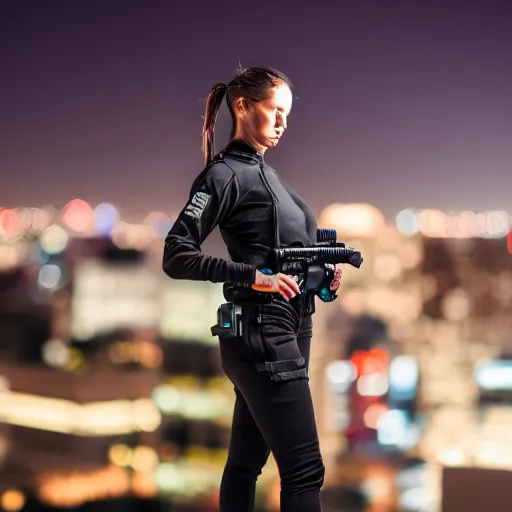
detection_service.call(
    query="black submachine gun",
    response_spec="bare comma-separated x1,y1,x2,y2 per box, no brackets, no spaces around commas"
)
267,228,363,312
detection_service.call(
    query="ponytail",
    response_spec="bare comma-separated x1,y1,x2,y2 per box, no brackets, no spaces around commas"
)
201,67,293,165
201,83,228,165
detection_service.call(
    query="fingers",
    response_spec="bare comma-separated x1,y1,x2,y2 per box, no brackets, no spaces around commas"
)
281,274,300,294
330,267,343,291
277,273,300,300
278,281,295,300
252,271,301,300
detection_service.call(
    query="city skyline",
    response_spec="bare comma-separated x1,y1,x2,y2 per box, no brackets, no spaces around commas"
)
2,0,512,220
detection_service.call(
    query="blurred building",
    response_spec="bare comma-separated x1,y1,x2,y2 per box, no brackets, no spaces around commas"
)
416,236,512,470
307,204,512,511
1,200,511,512
0,237,163,510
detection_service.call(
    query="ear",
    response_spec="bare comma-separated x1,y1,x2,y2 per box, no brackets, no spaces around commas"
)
233,97,250,116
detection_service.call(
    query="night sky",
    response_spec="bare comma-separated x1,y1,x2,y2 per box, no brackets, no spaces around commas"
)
1,0,512,221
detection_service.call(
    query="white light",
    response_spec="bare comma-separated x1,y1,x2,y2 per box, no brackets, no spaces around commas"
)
398,423,421,450
377,409,408,445
42,339,70,368
155,463,184,493
357,373,389,397
402,208,512,238
38,264,63,290
399,487,431,511
151,386,181,414
389,356,419,393
484,210,510,238
396,209,418,236
476,360,512,391
326,360,356,393
40,225,69,254
437,447,466,466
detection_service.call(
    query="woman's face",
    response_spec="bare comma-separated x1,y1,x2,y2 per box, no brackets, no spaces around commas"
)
235,83,293,153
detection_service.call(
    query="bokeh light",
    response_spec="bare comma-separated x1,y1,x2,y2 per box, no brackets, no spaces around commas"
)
397,208,512,239
32,207,54,232
94,202,120,235
0,209,22,240
319,203,386,238
0,244,21,271
61,199,94,233
396,209,418,236
143,211,173,239
0,489,25,512
40,225,69,255
38,263,64,290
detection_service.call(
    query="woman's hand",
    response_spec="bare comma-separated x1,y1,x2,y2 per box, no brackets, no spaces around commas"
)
329,264,343,292
252,270,300,300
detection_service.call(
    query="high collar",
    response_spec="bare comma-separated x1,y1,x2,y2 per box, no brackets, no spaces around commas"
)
223,139,265,164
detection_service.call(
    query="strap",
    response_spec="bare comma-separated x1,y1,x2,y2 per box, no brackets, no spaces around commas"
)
255,357,306,378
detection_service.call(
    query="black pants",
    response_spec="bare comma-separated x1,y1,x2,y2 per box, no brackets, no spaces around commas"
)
218,298,325,512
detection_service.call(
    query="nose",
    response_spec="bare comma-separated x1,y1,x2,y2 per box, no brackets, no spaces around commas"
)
276,112,287,131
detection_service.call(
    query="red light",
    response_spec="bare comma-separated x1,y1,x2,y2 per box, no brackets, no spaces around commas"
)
507,230,512,255
350,348,389,376
61,199,94,233
0,208,22,239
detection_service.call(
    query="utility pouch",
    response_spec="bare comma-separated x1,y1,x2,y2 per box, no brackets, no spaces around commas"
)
210,302,243,338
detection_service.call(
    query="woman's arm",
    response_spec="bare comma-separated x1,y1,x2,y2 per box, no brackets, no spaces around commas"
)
163,162,256,284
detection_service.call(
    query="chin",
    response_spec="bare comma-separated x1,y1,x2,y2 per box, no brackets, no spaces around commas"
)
260,136,280,151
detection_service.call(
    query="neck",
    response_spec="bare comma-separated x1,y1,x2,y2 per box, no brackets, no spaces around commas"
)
232,131,266,154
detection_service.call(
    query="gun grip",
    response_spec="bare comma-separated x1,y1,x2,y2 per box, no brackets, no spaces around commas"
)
305,265,326,290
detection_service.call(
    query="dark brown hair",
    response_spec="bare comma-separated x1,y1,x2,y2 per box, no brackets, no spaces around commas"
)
201,66,293,165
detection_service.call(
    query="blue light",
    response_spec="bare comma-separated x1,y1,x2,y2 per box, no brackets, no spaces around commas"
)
94,203,119,235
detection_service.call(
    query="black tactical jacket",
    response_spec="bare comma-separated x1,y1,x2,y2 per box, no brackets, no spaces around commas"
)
163,139,318,304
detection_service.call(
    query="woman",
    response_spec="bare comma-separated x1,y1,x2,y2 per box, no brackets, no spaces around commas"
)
163,67,342,512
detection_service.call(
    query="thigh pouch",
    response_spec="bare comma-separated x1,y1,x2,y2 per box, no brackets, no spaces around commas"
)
211,302,308,382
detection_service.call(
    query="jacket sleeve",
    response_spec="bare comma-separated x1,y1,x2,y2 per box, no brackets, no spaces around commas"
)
162,162,257,284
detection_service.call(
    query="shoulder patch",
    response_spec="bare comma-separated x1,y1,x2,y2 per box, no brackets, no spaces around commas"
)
184,191,210,221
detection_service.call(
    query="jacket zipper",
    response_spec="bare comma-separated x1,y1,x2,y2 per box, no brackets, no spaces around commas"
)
258,163,280,250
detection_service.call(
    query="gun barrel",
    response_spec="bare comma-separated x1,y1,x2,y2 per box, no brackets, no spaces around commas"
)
275,247,363,268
